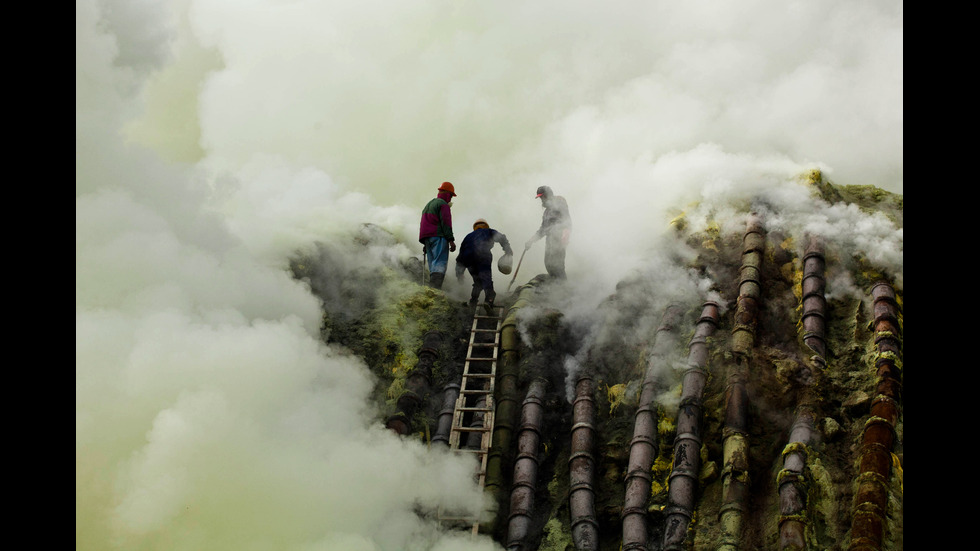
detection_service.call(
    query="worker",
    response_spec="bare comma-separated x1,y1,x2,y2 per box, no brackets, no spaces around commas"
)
525,185,571,279
419,181,457,289
456,218,514,310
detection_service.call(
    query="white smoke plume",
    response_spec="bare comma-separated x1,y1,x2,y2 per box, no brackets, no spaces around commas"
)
77,1,902,549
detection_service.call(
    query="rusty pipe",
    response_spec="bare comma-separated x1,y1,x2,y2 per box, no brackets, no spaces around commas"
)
848,281,902,551
777,408,819,550
720,214,764,551
622,304,685,551
777,235,827,550
506,377,548,551
431,382,461,446
570,373,598,551
385,333,439,435
662,301,721,550
465,387,490,449
800,236,828,362
486,280,538,506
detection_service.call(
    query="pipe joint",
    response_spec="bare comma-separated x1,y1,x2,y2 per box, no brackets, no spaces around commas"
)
569,480,595,494
570,515,599,530
781,441,810,459
777,513,808,528
630,433,656,448
863,416,897,437
678,396,703,411
621,505,649,518
719,501,748,516
515,451,540,464
663,504,693,520
675,432,702,446
625,469,653,484
568,451,595,464
732,323,756,336
668,467,698,483
571,421,596,433
776,468,807,490
511,479,536,492
518,423,542,436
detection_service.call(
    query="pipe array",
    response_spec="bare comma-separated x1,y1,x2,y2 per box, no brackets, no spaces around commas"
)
621,304,685,551
848,281,902,551
385,330,444,435
719,213,765,551
777,235,826,550
662,301,721,550
570,372,599,551
506,377,548,551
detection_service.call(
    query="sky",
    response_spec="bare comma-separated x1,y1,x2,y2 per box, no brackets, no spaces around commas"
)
76,1,902,549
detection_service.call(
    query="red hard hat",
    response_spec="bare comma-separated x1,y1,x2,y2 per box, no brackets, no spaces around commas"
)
438,182,457,196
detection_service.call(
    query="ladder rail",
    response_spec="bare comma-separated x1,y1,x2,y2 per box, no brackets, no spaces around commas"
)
440,304,504,535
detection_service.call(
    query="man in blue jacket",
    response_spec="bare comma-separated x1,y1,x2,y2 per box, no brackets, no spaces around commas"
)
456,218,514,309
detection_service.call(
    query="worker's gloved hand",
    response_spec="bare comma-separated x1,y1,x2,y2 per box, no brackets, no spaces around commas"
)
422,244,427,255
524,239,533,250
449,241,456,252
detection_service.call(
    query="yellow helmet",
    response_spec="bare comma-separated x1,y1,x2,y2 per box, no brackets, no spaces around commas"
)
473,218,489,230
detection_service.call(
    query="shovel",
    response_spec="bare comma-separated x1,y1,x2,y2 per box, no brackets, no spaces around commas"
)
507,245,529,292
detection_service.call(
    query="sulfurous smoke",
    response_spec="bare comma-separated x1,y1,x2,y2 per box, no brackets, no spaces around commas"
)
77,1,901,549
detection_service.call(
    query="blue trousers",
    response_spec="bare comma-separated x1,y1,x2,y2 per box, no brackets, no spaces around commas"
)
424,236,449,274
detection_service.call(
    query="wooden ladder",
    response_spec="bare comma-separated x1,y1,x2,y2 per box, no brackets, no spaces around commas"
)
441,304,504,535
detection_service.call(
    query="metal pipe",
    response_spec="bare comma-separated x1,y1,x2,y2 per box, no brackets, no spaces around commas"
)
622,304,685,551
486,279,541,513
506,377,548,551
431,382,460,446
570,373,598,551
465,387,490,449
662,301,721,550
800,235,828,362
778,235,826,550
385,330,443,435
848,281,902,551
720,213,764,551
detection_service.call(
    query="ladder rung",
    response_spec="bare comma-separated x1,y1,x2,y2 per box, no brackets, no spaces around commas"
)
462,373,493,378
465,357,496,361
453,426,491,432
453,448,488,454
471,328,499,333
460,389,491,395
458,406,493,412
470,342,497,347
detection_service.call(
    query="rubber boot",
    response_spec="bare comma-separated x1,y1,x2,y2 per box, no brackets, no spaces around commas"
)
429,272,445,289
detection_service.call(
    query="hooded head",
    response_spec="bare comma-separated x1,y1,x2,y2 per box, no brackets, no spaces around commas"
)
535,185,553,200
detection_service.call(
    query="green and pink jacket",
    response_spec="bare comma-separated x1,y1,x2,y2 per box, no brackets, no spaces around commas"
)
418,191,455,243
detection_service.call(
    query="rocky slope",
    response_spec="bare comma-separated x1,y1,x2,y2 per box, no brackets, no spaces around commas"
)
291,171,903,551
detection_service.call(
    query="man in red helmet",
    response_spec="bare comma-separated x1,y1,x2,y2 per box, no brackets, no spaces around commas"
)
525,185,571,280
419,182,457,289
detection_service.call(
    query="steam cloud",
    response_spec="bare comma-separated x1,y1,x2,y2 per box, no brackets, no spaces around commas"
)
76,1,902,549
